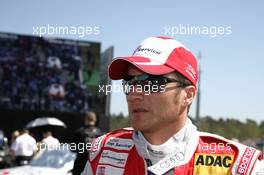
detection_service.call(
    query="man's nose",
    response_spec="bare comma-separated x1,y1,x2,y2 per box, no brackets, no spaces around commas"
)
126,86,144,101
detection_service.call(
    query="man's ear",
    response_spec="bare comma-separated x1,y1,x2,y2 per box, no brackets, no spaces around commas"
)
184,85,196,106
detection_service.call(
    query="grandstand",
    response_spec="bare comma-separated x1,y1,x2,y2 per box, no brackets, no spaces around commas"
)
0,32,111,140
0,32,100,113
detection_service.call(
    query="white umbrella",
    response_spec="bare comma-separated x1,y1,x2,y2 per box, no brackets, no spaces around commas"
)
26,117,67,129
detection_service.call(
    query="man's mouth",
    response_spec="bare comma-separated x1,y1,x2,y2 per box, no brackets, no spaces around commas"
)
132,108,148,113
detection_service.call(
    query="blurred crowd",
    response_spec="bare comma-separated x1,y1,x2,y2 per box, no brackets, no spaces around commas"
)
0,128,60,168
0,112,102,172
0,35,94,113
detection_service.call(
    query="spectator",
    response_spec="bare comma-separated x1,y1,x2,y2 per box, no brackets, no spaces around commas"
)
41,130,60,150
10,130,20,146
11,129,37,166
72,111,102,175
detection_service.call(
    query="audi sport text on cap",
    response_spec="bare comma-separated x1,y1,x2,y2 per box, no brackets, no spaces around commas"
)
108,36,198,85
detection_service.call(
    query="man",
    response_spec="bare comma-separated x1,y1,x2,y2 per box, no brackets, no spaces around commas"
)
72,111,102,175
11,129,37,166
41,130,60,150
82,36,264,174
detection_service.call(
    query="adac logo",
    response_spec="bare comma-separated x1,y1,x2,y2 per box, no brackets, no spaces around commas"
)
194,153,234,175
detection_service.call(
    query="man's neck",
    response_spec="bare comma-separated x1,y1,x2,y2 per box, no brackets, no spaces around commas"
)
142,117,187,145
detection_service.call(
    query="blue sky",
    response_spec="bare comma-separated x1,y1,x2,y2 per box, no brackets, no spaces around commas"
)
0,0,263,122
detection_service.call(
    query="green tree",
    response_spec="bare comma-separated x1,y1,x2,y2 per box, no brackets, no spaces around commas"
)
259,121,264,137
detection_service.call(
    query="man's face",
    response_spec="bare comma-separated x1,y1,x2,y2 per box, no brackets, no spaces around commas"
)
84,113,96,126
126,66,190,133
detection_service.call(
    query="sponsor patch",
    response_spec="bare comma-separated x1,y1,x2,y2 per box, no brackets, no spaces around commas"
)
96,166,124,175
105,137,134,151
237,147,256,175
99,150,128,168
194,153,234,175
